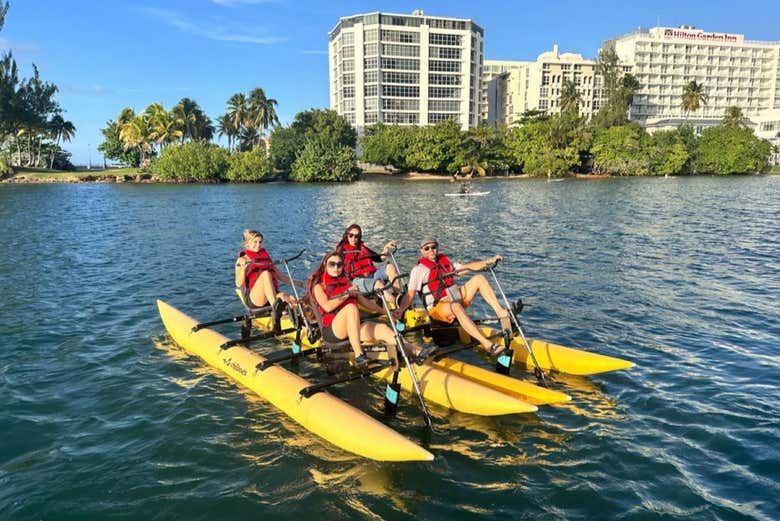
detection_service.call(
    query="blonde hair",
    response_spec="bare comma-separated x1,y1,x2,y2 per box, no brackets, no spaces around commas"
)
242,229,263,247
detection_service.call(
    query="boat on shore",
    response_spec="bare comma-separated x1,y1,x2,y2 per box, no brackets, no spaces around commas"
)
575,173,611,179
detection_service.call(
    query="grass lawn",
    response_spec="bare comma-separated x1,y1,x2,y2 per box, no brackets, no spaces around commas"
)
9,167,142,181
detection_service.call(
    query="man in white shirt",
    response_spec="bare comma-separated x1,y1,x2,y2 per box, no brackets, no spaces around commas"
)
397,238,511,356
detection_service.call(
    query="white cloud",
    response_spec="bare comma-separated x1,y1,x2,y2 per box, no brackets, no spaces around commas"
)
139,7,284,45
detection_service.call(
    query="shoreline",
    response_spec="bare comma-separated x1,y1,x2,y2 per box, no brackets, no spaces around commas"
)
2,169,776,184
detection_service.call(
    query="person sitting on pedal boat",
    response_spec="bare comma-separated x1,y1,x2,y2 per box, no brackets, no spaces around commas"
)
309,251,404,367
395,238,511,357
234,229,299,312
335,224,401,302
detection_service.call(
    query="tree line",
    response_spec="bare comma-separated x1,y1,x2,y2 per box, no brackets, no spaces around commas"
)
1,1,75,173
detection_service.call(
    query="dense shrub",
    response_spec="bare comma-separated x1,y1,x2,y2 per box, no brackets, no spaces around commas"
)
0,158,13,179
226,148,272,181
694,126,771,174
150,141,230,181
289,138,359,182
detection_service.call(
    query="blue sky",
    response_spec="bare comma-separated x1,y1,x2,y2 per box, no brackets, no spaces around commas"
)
1,0,777,165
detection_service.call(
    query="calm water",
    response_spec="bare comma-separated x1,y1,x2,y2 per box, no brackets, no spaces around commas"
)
1,177,778,520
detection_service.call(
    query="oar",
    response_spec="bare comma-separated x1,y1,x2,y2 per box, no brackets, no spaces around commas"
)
373,275,434,430
486,261,547,384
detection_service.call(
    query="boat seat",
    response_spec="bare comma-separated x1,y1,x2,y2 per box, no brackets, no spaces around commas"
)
235,287,272,316
306,293,386,357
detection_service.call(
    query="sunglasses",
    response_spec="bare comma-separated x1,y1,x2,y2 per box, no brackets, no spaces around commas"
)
347,233,361,239
422,244,438,251
327,261,344,268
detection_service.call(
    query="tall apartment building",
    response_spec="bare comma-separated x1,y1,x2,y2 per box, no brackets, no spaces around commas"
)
486,46,612,126
328,10,484,133
480,60,528,122
604,26,780,131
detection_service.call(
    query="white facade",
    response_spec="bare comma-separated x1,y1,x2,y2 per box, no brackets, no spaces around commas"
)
328,11,484,133
485,46,612,126
480,60,527,122
605,26,780,132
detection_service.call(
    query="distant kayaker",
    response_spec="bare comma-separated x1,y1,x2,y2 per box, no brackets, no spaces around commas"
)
235,229,299,317
309,251,399,367
395,239,511,357
335,224,401,303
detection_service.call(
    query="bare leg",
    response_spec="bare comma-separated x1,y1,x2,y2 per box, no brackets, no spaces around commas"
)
440,301,495,350
330,304,364,358
360,321,399,369
460,274,510,330
386,263,400,292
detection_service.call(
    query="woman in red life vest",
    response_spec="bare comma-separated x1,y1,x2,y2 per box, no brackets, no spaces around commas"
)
396,238,511,356
309,251,399,367
335,224,401,301
234,229,299,310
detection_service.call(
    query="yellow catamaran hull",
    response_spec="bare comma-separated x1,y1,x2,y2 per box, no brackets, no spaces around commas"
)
253,315,560,409
157,300,434,462
403,308,635,376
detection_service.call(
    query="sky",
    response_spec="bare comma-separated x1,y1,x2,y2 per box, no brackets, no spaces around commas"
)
1,0,778,165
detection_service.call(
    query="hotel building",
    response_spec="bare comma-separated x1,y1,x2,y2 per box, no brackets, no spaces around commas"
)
328,10,484,133
486,46,614,126
480,60,528,122
604,26,780,132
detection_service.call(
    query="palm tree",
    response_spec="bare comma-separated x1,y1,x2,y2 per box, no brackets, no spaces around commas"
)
48,114,76,168
559,79,582,114
226,92,249,136
217,114,238,153
172,97,213,142
722,106,745,128
237,126,259,152
681,80,708,120
120,115,153,165
145,103,183,150
247,87,280,145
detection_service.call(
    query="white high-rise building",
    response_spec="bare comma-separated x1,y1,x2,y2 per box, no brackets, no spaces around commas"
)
604,26,780,132
485,46,613,126
328,10,484,133
480,60,527,122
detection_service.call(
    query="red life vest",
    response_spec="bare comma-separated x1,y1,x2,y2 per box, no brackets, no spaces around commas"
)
239,248,279,292
342,244,377,279
318,272,356,327
418,254,456,302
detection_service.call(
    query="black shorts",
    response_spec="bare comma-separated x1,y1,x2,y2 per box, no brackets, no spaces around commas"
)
322,325,344,344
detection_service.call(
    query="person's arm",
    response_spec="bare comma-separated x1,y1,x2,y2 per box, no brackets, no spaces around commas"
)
235,257,248,288
458,255,503,273
312,283,355,313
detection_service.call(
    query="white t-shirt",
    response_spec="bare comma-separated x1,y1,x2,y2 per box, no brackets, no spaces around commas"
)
408,260,463,309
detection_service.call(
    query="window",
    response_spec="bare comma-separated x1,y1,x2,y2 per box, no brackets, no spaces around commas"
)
381,57,420,70
364,84,378,96
364,70,378,83
343,73,354,85
382,98,419,110
342,86,355,98
341,46,354,59
343,99,355,111
364,98,378,110
364,28,378,42
384,71,419,84
342,32,354,45
342,60,354,72
383,112,419,124
428,113,458,123
365,112,378,124
429,86,460,98
381,30,419,43
430,46,461,59
382,43,420,57
429,33,461,46
364,57,378,69
429,60,460,72
429,74,461,85
428,99,460,111
540,87,548,98
382,84,420,97
364,42,378,55
542,74,550,85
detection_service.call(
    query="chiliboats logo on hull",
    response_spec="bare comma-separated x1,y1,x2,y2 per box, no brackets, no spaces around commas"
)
663,29,739,43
